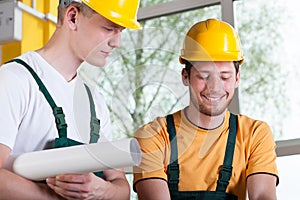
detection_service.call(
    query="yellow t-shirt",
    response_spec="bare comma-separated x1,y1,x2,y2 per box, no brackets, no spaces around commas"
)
133,110,279,200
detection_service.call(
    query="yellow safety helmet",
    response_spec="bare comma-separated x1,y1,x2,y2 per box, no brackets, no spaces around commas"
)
179,18,244,64
60,0,142,30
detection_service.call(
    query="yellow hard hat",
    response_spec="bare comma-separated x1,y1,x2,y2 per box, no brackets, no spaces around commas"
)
60,0,142,30
179,18,244,64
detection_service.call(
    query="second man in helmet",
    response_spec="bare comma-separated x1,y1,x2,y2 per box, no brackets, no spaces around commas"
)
133,18,278,200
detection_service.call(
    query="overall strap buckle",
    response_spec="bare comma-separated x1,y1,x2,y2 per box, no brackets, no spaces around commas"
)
168,163,179,183
217,165,232,191
53,107,67,137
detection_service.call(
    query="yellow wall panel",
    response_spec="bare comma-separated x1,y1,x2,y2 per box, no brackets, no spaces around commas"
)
2,42,21,63
22,12,45,52
1,1,57,64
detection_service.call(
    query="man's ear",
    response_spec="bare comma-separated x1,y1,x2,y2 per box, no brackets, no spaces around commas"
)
65,6,80,30
182,68,189,86
235,70,241,88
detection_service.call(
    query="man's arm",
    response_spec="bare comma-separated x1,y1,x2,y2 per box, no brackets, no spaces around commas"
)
135,179,171,200
101,169,130,200
0,144,62,200
46,169,130,200
247,173,277,200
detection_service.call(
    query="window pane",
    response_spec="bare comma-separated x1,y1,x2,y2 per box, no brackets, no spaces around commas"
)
80,5,221,140
235,0,300,140
140,0,173,7
276,154,300,199
79,5,221,200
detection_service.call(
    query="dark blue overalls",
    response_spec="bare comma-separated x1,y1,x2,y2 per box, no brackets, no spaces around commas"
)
7,59,103,177
166,113,238,200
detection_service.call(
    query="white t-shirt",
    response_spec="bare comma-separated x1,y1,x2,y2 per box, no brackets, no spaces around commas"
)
0,51,112,160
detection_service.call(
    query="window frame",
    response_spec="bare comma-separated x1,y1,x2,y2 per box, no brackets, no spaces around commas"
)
137,0,300,156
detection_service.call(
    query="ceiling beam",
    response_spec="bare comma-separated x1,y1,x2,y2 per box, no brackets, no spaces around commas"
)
276,138,300,157
137,0,220,21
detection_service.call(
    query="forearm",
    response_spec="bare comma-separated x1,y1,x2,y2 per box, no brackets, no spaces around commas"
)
0,169,62,200
247,174,277,200
101,177,130,200
135,179,171,200
248,194,277,200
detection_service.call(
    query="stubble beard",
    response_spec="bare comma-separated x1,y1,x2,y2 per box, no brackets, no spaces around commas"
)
190,93,232,117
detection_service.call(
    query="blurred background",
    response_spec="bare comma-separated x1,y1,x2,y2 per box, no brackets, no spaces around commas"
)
1,0,299,199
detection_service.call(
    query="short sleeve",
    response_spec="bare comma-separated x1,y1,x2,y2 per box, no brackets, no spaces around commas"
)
133,117,170,185
246,121,279,184
0,63,28,149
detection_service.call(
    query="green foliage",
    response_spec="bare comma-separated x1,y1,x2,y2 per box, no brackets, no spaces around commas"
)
80,1,287,139
78,1,290,199
236,0,288,137
81,6,216,139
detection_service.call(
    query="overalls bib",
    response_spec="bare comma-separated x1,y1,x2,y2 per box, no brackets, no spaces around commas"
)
166,113,238,200
7,59,103,177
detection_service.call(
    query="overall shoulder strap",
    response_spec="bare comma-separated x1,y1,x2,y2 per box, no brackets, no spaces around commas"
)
216,113,238,192
83,84,100,143
7,59,101,144
6,58,68,138
166,114,180,193
83,84,102,178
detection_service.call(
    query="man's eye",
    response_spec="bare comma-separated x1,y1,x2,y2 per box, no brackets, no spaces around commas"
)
221,76,231,80
103,27,114,32
198,73,209,80
202,75,210,80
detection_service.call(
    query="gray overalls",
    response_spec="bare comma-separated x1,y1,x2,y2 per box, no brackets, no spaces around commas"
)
166,113,238,200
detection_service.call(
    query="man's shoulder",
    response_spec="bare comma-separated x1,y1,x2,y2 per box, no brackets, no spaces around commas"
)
236,113,272,136
237,113,268,125
135,110,183,136
0,52,38,84
1,51,41,72
8,51,39,64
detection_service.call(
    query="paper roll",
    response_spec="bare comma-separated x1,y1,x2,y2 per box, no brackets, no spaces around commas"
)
13,138,141,181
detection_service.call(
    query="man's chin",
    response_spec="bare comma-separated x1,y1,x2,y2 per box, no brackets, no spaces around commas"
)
201,111,224,117
200,106,228,117
85,59,106,67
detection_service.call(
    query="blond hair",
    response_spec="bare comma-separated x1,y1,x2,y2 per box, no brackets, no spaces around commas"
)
57,2,95,26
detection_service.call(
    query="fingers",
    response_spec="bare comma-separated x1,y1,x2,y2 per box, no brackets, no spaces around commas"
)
46,174,92,199
48,183,89,200
57,174,90,183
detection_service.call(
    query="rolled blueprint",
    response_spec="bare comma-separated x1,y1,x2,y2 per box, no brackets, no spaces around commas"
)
13,138,141,181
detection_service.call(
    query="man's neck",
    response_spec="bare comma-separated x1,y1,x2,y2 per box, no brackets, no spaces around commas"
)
184,106,226,129
36,30,81,82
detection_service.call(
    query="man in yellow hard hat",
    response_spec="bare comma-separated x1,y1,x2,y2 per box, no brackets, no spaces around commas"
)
133,19,279,200
0,0,141,199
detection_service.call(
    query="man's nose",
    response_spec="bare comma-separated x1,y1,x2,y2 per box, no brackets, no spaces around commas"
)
108,32,121,48
206,76,223,91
